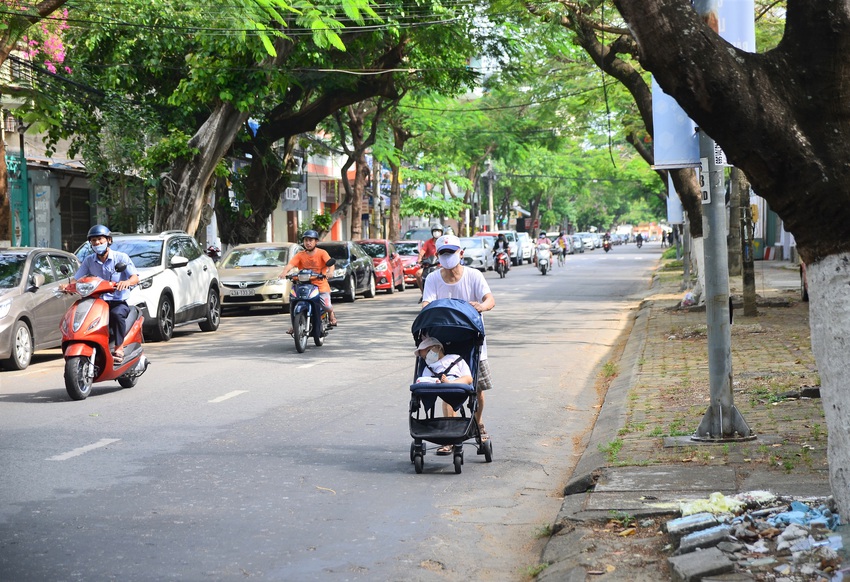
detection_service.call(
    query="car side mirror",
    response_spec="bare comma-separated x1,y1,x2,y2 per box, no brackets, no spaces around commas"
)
115,262,127,273
325,258,336,267
59,265,72,276
170,256,190,268
29,273,45,290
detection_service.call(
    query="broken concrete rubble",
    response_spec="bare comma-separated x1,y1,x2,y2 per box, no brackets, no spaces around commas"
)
665,493,847,581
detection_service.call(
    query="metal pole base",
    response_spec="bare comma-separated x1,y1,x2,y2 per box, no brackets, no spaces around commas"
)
693,404,754,442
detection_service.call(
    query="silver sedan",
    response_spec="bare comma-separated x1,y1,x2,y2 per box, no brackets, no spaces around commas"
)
459,237,494,271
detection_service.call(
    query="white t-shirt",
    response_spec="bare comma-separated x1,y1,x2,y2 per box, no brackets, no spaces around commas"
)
422,267,491,360
416,354,473,384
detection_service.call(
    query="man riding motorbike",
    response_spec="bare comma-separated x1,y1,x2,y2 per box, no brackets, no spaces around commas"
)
283,230,337,330
533,232,551,265
492,233,511,271
416,224,444,290
59,224,139,363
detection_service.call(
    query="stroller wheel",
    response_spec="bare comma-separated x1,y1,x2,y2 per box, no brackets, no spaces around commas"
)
410,441,415,463
453,453,462,474
414,454,424,474
483,439,493,463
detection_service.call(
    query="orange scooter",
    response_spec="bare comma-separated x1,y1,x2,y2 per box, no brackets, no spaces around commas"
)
60,270,149,400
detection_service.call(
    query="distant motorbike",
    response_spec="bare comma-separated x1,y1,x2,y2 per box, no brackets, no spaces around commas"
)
205,245,221,264
287,259,335,353
494,250,510,278
603,239,612,253
536,244,551,275
419,255,440,302
636,238,643,249
61,270,149,401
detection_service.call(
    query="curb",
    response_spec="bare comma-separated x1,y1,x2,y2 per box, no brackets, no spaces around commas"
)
560,297,652,501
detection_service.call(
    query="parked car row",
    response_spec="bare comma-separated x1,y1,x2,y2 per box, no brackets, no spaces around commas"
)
3,226,613,371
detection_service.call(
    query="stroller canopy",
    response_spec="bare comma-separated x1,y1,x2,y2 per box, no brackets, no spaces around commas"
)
411,298,485,346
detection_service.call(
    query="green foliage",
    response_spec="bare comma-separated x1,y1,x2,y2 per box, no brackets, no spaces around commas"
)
400,193,468,219
142,130,199,173
311,209,334,233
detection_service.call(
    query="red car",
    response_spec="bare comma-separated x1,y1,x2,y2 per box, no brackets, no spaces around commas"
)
394,240,423,287
356,239,406,293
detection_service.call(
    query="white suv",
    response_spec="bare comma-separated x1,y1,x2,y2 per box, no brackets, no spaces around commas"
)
76,231,221,341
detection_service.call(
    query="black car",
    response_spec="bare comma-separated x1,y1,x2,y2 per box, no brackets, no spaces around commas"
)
317,241,377,302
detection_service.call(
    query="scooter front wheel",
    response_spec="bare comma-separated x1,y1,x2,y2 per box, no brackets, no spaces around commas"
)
65,356,94,400
293,313,308,353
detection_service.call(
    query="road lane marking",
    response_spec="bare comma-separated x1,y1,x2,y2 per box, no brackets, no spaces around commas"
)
209,390,248,403
296,361,325,369
47,438,121,461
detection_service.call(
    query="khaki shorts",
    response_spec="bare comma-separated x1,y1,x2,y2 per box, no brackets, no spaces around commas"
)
476,358,494,391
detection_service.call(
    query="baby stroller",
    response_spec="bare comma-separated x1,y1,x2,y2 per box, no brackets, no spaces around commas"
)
409,298,494,474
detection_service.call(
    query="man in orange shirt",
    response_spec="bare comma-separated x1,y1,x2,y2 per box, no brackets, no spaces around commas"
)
283,230,338,327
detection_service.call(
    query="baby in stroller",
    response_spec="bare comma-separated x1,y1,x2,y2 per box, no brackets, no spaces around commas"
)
414,336,473,385
408,298,493,474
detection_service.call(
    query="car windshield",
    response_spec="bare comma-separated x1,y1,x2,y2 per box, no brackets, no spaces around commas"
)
458,237,480,249
318,244,349,261
222,247,290,268
359,243,387,258
78,239,164,268
395,242,419,255
0,253,27,289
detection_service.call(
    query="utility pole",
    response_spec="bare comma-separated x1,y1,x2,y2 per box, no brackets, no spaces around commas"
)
486,159,495,232
694,129,752,441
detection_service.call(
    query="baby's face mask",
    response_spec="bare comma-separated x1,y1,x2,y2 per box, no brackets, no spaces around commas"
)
424,348,441,365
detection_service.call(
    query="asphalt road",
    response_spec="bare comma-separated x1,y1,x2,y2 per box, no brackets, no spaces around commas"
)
0,243,660,581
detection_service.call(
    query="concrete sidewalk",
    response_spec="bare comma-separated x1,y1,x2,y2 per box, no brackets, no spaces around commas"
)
538,258,833,581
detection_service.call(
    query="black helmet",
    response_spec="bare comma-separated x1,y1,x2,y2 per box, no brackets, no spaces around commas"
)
430,224,444,236
302,229,319,241
87,224,111,240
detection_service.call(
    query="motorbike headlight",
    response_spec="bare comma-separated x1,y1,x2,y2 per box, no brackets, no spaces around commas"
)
76,281,98,297
0,299,10,319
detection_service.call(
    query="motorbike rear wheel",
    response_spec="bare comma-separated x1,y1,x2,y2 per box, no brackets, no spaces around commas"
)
293,312,308,353
118,374,138,388
65,356,94,400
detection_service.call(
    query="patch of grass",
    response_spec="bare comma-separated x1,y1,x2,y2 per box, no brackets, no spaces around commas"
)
534,524,554,539
599,438,624,464
609,510,636,528
601,361,618,379
811,423,824,441
648,427,665,437
749,386,785,406
525,563,549,578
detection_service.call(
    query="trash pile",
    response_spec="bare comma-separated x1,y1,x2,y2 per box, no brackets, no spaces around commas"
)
664,491,847,581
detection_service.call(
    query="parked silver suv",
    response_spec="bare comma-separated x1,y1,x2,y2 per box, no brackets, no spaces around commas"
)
76,231,221,341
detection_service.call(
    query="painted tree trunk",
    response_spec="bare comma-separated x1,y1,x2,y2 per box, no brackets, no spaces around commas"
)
808,255,850,516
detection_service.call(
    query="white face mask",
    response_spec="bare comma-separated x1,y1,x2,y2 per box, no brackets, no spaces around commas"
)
424,349,441,365
438,252,461,269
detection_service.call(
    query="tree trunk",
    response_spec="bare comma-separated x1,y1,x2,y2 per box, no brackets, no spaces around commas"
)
613,0,850,518
387,124,412,241
0,140,9,242
728,168,743,276
154,102,249,236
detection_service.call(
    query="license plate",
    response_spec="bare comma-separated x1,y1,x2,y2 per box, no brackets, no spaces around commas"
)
229,288,256,297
